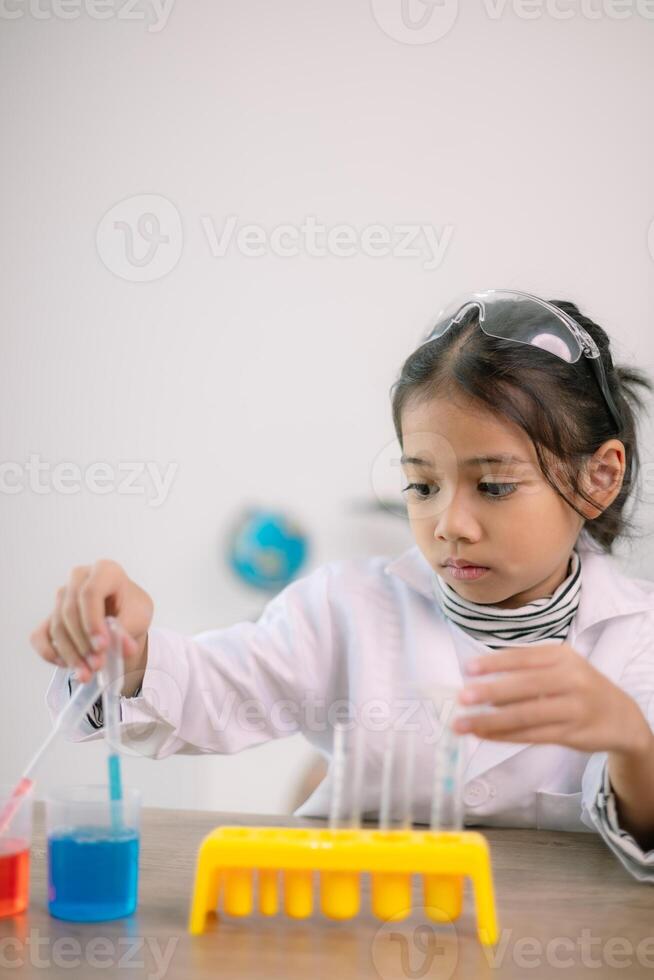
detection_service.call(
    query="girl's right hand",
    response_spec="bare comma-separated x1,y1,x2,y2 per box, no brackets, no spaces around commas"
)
29,560,153,697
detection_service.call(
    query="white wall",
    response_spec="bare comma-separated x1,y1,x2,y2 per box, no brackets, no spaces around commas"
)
1,0,653,813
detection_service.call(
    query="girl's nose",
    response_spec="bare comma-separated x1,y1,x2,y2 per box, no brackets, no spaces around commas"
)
433,488,481,542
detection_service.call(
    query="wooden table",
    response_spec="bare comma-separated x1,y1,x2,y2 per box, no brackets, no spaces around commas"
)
1,803,654,979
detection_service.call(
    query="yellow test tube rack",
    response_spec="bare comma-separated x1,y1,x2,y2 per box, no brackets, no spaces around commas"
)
188,825,499,945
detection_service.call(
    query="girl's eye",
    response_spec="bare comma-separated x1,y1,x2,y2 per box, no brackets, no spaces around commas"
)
402,482,435,500
479,482,518,499
401,481,518,500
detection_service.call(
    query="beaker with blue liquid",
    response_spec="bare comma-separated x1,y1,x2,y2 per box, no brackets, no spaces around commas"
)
46,785,140,921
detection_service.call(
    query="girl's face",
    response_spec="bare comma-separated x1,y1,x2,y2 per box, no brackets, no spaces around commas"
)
400,392,586,609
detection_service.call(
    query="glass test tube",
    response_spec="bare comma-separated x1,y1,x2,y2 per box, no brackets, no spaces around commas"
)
348,722,365,829
430,716,464,830
328,721,347,830
399,727,416,829
378,724,417,830
378,725,395,831
329,720,369,829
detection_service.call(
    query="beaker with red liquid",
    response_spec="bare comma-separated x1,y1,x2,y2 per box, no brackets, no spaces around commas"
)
0,783,33,917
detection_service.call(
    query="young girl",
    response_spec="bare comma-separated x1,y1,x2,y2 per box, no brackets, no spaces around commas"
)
32,289,654,881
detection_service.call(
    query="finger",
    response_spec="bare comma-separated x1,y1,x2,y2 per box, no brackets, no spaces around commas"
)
453,695,574,737
465,644,561,676
460,666,568,707
30,618,68,668
106,617,139,662
78,560,124,655
119,626,139,660
60,565,93,658
458,722,570,745
51,587,92,681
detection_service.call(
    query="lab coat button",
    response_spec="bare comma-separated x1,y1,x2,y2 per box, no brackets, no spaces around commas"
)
463,779,490,807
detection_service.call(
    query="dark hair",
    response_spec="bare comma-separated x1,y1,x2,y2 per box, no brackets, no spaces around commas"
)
389,298,653,553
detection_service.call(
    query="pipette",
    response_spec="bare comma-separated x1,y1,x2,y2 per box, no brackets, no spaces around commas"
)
0,672,102,835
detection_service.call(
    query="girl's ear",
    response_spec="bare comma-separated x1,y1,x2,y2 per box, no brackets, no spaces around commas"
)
577,439,626,519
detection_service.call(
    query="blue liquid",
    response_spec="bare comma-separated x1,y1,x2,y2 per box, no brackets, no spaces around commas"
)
108,754,123,803
47,826,139,921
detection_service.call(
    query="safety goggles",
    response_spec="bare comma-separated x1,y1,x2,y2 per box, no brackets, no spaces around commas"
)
418,289,622,432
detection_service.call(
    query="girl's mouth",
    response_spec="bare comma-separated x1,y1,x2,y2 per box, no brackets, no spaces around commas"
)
445,565,490,581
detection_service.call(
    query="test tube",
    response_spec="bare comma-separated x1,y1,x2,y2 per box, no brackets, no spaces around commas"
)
322,721,362,919
399,727,416,830
328,721,347,830
378,721,419,831
430,719,464,830
100,617,125,828
378,725,396,831
348,723,365,829
424,693,467,923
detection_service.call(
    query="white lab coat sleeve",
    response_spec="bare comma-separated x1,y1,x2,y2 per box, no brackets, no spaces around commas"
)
44,561,338,760
44,671,106,737
580,610,654,881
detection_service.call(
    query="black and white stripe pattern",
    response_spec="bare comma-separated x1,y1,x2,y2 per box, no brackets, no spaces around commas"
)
432,550,581,648
67,676,143,729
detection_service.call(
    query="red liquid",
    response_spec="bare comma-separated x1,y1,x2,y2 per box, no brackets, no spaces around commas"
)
0,840,30,917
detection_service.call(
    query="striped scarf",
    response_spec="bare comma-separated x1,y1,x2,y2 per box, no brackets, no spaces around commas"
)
432,550,582,649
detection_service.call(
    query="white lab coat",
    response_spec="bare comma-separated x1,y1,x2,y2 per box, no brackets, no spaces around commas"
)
46,528,654,879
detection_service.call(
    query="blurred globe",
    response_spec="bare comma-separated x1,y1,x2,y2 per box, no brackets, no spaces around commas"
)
227,509,309,591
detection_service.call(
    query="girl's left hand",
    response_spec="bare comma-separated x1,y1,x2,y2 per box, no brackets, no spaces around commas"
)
454,643,650,756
